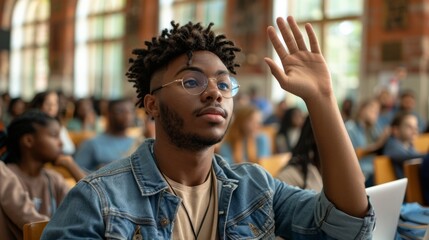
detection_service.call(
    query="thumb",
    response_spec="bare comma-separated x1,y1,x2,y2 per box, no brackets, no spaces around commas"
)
264,57,289,86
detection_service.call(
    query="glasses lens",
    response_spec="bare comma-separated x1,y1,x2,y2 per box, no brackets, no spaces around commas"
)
181,72,208,95
230,77,239,98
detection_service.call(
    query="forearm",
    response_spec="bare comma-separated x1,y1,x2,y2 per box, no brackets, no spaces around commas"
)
306,95,368,217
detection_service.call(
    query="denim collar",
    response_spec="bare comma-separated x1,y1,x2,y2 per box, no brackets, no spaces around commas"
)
128,139,238,197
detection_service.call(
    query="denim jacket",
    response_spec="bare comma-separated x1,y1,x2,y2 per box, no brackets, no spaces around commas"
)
42,139,375,239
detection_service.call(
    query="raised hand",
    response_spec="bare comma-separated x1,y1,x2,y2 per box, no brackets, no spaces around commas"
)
264,16,332,102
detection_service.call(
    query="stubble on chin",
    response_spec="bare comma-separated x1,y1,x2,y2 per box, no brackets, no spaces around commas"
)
159,102,228,151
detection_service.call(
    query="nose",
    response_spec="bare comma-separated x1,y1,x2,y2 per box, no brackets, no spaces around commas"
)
201,80,222,102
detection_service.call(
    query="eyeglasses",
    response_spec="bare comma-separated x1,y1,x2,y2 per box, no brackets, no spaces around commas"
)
150,71,240,98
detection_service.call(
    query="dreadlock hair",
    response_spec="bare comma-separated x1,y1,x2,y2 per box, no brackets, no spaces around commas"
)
0,109,58,164
126,21,241,108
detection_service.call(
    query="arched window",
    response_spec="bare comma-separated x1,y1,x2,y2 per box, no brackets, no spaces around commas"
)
10,0,50,99
74,0,125,99
159,0,226,31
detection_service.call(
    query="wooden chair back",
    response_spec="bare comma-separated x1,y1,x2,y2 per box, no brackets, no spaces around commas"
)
260,125,278,154
414,133,429,154
23,220,49,240
373,155,397,185
68,130,96,148
258,152,292,177
403,158,425,205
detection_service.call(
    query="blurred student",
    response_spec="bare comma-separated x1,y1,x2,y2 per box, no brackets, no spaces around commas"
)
382,112,427,178
1,110,85,217
30,91,76,155
276,116,322,192
66,97,104,133
0,161,49,240
276,107,305,153
74,98,136,172
345,98,390,186
218,105,271,164
395,90,427,133
3,97,26,126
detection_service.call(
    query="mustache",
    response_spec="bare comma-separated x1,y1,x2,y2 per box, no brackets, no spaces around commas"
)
194,103,228,119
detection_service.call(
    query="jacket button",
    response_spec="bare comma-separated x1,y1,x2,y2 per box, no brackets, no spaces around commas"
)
160,218,169,227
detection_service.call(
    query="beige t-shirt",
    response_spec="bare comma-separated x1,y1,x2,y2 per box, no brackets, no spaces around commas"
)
7,164,70,217
164,169,218,240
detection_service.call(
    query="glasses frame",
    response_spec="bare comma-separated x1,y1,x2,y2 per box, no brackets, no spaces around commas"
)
150,73,240,98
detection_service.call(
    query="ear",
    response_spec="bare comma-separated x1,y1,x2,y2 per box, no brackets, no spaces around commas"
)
144,94,159,119
20,134,35,148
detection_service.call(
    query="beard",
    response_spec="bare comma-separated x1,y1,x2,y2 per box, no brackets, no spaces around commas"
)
159,101,226,151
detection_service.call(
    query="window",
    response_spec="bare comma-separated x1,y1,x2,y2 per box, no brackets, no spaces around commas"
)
159,0,226,31
74,0,125,99
271,0,364,105
10,0,50,99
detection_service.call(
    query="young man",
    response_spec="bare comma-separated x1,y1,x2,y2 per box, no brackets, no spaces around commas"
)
42,17,375,239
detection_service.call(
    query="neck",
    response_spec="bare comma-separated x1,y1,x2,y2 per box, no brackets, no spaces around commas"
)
18,157,45,177
153,141,214,186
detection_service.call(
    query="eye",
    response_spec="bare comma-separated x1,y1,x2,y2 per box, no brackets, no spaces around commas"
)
182,77,200,89
217,76,232,91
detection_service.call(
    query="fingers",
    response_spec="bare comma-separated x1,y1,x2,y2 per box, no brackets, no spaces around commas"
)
267,26,288,60
264,57,288,84
276,18,299,54
305,23,321,54
286,16,308,52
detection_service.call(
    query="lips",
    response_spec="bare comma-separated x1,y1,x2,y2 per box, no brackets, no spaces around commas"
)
197,106,227,118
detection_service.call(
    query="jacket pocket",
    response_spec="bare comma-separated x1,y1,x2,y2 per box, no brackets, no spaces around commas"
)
225,191,275,240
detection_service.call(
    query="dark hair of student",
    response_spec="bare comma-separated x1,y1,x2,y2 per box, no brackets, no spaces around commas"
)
285,116,320,189
0,109,57,164
29,90,57,110
277,107,301,147
390,111,415,128
126,21,241,108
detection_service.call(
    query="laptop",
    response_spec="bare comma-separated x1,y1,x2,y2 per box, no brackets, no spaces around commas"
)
366,178,408,240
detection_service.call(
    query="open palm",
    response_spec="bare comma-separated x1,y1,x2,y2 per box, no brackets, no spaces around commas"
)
265,17,332,102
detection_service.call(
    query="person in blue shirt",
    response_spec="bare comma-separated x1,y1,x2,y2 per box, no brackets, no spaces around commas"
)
42,17,375,239
74,98,135,172
382,112,426,178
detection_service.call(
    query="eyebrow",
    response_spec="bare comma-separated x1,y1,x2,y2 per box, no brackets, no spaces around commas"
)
175,66,229,77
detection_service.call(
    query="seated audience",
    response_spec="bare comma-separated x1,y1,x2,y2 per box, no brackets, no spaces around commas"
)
30,90,76,155
0,161,49,240
1,110,85,217
276,107,305,153
74,98,136,172
3,97,26,126
395,89,427,133
66,97,104,133
345,98,390,186
276,116,322,192
218,105,271,164
382,112,427,178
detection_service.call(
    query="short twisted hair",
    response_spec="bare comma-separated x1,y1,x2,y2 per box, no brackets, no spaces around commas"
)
126,21,241,108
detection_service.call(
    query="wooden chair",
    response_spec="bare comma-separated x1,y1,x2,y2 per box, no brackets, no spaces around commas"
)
68,130,96,148
258,152,292,177
44,163,76,187
373,155,397,185
260,125,278,154
403,158,425,205
23,220,49,240
414,133,429,154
